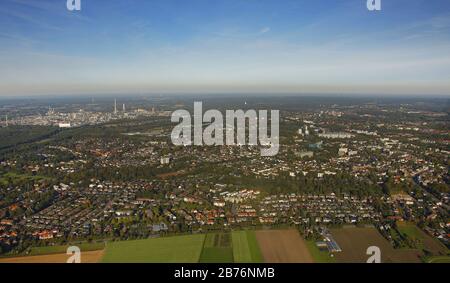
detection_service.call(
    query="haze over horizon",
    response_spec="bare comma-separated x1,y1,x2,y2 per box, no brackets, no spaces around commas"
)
1,0,450,96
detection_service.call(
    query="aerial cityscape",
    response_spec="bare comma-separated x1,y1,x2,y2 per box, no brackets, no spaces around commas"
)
0,95,448,264
0,0,449,274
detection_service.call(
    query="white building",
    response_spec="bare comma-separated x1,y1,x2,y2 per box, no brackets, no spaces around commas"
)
58,123,71,128
160,157,170,165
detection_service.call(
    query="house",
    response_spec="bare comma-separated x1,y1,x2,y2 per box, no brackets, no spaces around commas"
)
151,223,168,232
37,230,54,240
0,219,13,226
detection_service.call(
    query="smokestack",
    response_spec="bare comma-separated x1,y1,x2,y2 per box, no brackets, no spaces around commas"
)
114,99,117,114
123,104,126,112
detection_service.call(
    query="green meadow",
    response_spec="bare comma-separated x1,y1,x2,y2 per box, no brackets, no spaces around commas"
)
199,233,234,263
397,222,448,254
232,230,263,263
101,234,205,263
102,231,264,263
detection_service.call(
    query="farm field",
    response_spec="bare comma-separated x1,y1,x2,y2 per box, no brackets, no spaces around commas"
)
0,250,104,263
3,228,435,263
199,233,233,263
101,234,205,263
255,229,313,263
232,230,263,263
1,232,262,263
331,227,422,263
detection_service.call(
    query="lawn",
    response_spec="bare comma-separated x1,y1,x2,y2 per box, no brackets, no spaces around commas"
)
397,222,424,240
101,234,205,263
305,240,335,263
397,222,448,254
199,233,234,263
232,230,263,263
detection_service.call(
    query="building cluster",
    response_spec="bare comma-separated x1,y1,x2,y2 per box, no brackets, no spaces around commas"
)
0,100,448,253
3,101,166,128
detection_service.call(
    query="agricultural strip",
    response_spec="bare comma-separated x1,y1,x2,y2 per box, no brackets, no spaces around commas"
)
232,230,263,263
199,233,233,263
255,230,313,263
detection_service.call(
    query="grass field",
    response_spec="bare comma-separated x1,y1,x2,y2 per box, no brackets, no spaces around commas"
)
331,227,421,263
232,230,263,263
305,240,335,263
0,172,52,186
0,231,265,263
397,222,448,255
199,233,234,263
101,234,205,263
397,222,423,240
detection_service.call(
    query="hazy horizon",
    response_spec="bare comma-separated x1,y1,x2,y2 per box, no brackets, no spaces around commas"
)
1,0,450,96
0,92,449,102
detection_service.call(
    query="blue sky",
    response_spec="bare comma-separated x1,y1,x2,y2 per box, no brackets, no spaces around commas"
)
0,0,450,96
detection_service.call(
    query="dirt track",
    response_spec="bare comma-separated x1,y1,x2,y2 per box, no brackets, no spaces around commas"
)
0,250,104,263
255,230,313,263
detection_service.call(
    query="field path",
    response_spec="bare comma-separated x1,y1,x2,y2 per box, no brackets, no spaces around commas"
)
0,250,104,263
